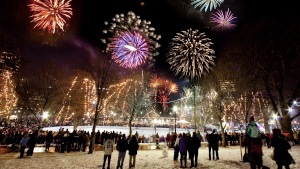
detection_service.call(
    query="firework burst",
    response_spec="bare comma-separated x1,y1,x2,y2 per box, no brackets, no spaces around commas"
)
191,0,223,12
102,11,160,68
210,8,237,31
28,0,73,34
150,74,162,89
109,31,149,68
167,29,215,80
157,79,178,110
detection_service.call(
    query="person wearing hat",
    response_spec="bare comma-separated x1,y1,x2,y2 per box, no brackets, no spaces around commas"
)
245,116,263,169
271,129,295,169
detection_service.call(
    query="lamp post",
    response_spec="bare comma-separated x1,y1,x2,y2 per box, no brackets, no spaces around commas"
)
173,106,178,135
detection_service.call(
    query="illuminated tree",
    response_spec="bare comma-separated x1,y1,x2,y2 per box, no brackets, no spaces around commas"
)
112,70,153,136
0,71,17,119
223,18,300,136
175,86,214,131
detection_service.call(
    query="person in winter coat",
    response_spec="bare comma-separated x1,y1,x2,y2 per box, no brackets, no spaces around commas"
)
82,133,89,152
19,132,29,158
245,116,262,169
208,129,219,160
173,133,181,161
189,132,201,167
103,134,114,169
116,134,128,169
128,135,139,168
45,131,53,152
96,130,101,144
179,133,188,168
27,130,38,156
271,129,295,169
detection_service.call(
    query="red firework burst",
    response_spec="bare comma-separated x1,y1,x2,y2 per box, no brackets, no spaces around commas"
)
150,74,162,89
28,0,73,34
157,79,178,110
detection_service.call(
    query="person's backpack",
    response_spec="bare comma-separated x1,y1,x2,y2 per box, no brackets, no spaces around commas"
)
248,125,259,138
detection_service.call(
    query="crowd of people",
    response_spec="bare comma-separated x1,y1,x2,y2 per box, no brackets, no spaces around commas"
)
1,117,300,168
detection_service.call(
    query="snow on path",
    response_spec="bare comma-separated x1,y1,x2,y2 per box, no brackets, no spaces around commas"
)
1,145,300,169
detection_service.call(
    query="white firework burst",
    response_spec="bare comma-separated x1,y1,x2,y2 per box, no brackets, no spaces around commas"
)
191,0,224,12
167,29,215,80
102,11,161,67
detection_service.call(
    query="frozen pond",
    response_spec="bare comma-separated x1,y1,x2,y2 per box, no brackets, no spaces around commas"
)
42,125,193,137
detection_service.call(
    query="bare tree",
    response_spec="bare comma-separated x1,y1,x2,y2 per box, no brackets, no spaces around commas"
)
224,18,300,136
177,86,213,131
79,50,117,154
15,60,68,129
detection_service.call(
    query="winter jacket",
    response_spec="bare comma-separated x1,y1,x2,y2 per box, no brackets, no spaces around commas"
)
271,137,294,165
104,139,114,155
27,134,36,147
20,136,30,146
188,136,200,153
128,138,139,155
117,138,128,152
246,121,260,138
179,137,188,153
208,133,219,150
46,132,53,143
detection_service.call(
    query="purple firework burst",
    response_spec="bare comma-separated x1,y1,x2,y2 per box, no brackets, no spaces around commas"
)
110,31,149,68
210,8,237,31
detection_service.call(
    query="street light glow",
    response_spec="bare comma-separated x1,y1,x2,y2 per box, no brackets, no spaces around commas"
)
273,114,278,119
43,112,49,119
173,106,178,112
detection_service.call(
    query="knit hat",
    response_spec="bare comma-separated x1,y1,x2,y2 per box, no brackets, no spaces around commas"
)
249,116,254,122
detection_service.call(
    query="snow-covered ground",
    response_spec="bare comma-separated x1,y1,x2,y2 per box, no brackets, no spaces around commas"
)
42,126,192,137
1,145,299,169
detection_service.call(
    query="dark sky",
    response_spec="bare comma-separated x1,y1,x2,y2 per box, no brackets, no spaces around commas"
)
0,0,298,97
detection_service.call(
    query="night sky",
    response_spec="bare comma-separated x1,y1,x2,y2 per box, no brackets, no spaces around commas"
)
0,0,298,95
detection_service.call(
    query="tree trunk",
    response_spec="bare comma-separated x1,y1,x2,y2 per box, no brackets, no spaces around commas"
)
280,112,292,139
220,121,226,147
263,115,270,133
194,86,197,132
129,121,132,137
73,118,78,131
88,110,99,154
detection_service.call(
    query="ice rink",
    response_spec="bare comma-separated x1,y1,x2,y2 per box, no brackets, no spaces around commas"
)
42,125,193,137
